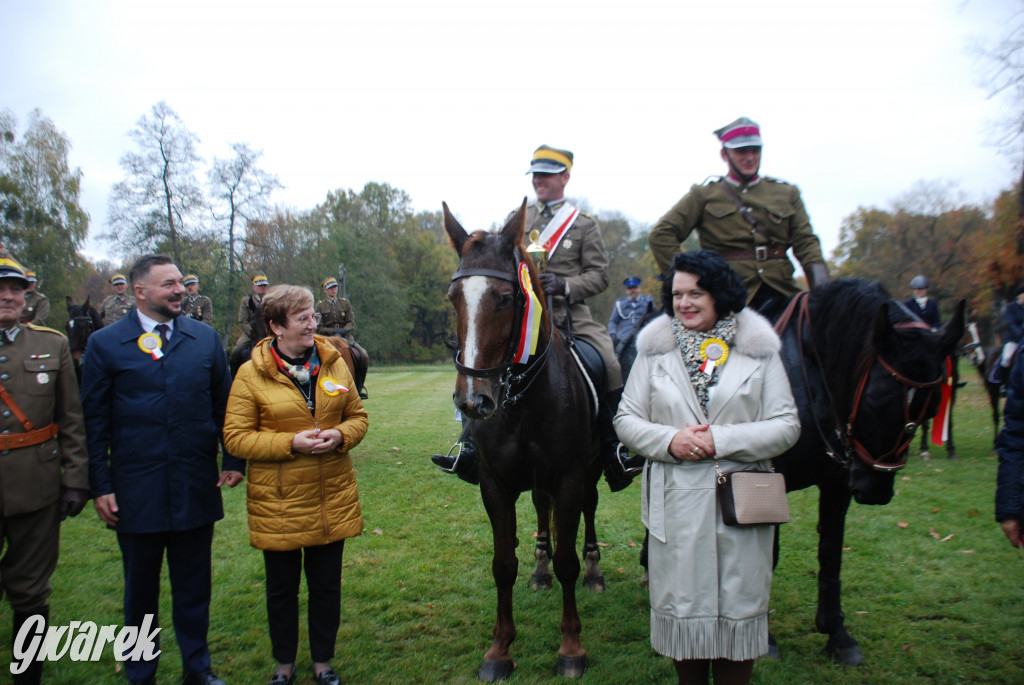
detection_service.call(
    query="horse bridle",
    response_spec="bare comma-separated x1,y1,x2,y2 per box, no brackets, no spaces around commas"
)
778,292,945,472
65,313,97,353
449,254,553,408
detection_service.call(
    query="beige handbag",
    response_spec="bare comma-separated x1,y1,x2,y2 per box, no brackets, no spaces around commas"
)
715,459,790,527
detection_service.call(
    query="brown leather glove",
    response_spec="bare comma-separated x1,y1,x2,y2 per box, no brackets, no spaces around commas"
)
60,487,89,521
806,263,831,289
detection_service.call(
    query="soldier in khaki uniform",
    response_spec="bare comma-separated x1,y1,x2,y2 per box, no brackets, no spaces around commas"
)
316,277,369,399
0,253,89,685
433,145,642,490
99,273,135,327
230,274,269,367
181,274,214,325
649,117,829,319
19,271,49,325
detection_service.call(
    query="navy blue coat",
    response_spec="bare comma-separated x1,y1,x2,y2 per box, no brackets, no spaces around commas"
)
996,348,1024,522
81,310,245,534
1003,301,1024,344
903,297,941,330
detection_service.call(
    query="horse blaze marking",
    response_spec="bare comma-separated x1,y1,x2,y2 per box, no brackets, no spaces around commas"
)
462,276,488,395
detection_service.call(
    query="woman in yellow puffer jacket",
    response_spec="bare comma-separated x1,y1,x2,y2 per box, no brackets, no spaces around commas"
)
224,285,368,685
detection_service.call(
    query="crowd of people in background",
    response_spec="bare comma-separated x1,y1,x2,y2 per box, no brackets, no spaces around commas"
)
0,116,1022,685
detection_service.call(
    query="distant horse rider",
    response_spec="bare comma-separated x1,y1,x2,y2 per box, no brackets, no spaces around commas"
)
315,277,369,400
904,275,941,330
991,286,1024,385
182,274,214,325
608,276,655,356
99,273,135,327
432,144,644,490
231,274,269,365
648,116,830,319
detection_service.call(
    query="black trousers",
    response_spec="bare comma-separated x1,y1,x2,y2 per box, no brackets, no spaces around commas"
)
263,540,345,664
117,523,215,681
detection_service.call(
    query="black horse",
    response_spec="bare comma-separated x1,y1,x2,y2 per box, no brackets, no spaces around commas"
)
443,200,603,681
770,279,964,664
64,296,102,383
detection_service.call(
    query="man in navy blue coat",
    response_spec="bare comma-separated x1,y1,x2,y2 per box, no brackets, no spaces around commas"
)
81,254,244,685
997,344,1024,548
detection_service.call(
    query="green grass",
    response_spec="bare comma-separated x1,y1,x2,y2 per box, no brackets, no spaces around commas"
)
3,362,1022,683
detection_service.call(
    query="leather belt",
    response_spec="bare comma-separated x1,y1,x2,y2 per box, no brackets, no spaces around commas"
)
719,246,788,262
0,423,58,450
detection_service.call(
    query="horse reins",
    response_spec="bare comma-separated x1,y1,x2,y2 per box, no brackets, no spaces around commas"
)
775,292,944,472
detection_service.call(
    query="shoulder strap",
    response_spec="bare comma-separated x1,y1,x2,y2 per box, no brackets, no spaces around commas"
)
0,378,36,432
718,180,775,245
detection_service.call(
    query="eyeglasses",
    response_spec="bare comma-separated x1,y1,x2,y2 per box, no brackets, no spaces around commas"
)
296,313,322,326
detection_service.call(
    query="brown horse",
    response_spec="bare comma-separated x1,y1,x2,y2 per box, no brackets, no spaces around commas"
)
323,335,359,385
443,200,602,681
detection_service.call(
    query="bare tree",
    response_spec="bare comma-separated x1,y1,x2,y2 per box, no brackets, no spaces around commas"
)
107,102,206,264
209,143,282,343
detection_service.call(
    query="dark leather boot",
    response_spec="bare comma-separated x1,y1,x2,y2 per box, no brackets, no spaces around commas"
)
431,424,480,484
12,607,48,685
601,389,644,492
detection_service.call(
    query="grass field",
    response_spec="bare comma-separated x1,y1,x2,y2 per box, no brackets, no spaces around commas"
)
4,362,1023,683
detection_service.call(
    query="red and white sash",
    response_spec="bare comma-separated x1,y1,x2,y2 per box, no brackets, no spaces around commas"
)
536,203,579,257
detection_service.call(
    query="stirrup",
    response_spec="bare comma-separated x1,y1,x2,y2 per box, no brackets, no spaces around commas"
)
435,442,464,473
615,442,644,475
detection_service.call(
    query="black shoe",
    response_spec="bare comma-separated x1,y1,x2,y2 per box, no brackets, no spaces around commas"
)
182,670,225,685
130,679,156,685
314,669,340,685
269,670,295,685
358,387,369,400
431,443,480,484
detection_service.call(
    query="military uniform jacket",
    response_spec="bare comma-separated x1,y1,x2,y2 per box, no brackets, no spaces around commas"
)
648,177,825,301
100,294,135,327
21,290,50,325
524,202,609,310
0,324,89,516
315,298,354,337
182,294,214,324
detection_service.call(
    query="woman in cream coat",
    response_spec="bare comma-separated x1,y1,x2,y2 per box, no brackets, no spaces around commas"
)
614,251,799,685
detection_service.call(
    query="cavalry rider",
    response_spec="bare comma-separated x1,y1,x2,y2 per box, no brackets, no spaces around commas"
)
607,275,655,355
432,144,644,490
231,274,269,363
181,274,214,325
904,275,941,330
648,117,830,319
20,270,50,325
315,276,370,400
99,273,135,327
991,286,1024,385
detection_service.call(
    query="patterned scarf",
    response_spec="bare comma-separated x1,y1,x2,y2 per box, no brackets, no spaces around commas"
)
673,315,737,416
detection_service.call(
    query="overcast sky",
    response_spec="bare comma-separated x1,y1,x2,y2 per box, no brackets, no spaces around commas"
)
2,0,1021,267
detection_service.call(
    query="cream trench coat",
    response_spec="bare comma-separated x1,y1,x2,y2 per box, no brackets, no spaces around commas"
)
613,309,799,661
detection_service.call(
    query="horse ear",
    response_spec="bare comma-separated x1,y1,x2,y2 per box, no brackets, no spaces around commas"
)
937,299,966,358
66,295,73,309
442,202,470,255
499,197,528,249
871,302,893,349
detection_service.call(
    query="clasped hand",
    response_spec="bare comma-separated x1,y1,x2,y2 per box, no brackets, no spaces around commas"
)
668,423,715,462
292,428,343,455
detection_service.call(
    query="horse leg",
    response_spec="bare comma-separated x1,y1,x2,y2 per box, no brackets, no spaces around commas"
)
551,494,587,678
581,480,605,593
529,490,553,591
918,418,931,460
639,529,650,587
479,489,520,682
815,480,863,666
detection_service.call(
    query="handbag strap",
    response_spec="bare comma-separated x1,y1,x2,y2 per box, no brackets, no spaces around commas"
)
714,457,775,484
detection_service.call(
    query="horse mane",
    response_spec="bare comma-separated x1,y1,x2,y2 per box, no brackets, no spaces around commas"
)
807,278,909,412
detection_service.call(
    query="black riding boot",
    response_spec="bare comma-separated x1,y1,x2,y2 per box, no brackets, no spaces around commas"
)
12,606,48,685
354,360,369,400
602,388,644,492
431,422,480,485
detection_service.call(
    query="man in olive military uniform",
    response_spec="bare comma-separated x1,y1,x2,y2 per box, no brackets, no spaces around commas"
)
0,252,89,685
315,277,369,399
648,117,830,319
230,274,269,365
19,271,50,325
182,274,214,325
433,145,642,490
99,273,136,327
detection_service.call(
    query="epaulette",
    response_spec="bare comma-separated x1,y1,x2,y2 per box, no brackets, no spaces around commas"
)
762,176,791,185
704,175,725,186
26,323,67,338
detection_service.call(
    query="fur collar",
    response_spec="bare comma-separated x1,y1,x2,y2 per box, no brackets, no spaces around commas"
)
635,309,780,359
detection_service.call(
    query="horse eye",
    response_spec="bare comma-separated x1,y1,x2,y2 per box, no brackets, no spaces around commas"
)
498,292,514,308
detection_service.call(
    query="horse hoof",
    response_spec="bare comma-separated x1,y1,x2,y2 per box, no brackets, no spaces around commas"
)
947,451,958,460
478,658,516,681
529,573,552,591
826,642,864,666
584,575,605,593
556,654,587,678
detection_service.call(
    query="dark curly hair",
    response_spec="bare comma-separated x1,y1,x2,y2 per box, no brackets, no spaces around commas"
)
660,250,747,319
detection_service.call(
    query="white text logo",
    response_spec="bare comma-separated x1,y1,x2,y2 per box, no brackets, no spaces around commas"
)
11,614,161,674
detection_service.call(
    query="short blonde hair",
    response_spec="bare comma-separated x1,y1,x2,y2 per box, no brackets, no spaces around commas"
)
262,285,314,331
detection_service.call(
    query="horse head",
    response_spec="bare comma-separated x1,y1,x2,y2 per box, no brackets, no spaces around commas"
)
65,295,101,355
443,199,546,420
846,295,965,504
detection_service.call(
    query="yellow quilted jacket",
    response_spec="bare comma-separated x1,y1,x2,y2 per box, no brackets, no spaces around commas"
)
223,336,369,551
